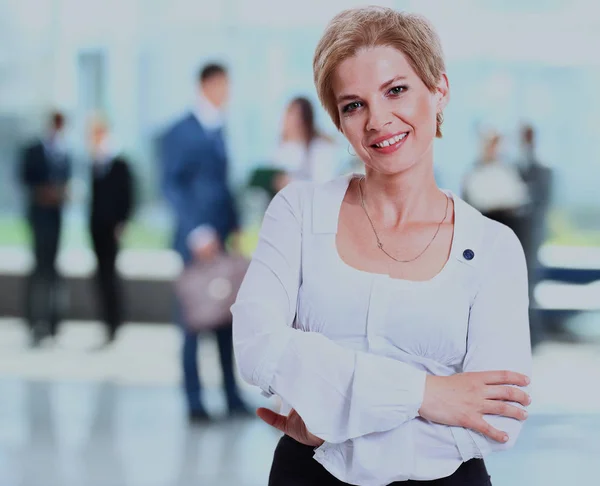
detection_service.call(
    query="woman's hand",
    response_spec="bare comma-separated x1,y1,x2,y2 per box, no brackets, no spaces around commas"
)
256,407,324,448
419,371,531,443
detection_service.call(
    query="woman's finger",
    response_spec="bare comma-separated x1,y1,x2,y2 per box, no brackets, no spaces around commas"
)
485,385,531,406
481,370,530,387
482,401,528,421
469,416,509,443
256,407,288,433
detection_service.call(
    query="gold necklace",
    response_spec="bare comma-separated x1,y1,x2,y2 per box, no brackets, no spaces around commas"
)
358,176,450,264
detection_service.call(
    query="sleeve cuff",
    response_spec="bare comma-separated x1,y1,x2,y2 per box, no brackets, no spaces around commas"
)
313,441,330,460
450,427,482,461
350,354,427,434
313,442,347,482
407,368,427,419
254,330,294,396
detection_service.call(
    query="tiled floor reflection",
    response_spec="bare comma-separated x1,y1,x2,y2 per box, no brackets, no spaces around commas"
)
1,320,599,485
1,380,599,486
0,380,278,486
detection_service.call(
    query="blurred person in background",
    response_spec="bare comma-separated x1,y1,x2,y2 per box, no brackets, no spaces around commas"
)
233,7,531,485
271,96,339,192
462,130,530,236
20,111,72,346
160,62,249,422
87,114,134,347
175,225,250,421
516,124,553,348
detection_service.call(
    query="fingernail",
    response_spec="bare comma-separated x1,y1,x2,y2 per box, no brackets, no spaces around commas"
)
525,376,530,385
503,435,509,442
523,410,528,418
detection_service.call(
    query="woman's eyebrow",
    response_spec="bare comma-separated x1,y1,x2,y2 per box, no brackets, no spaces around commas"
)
379,75,407,90
336,93,359,104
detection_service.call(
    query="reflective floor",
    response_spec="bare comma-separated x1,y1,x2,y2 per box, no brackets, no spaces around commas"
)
1,320,599,486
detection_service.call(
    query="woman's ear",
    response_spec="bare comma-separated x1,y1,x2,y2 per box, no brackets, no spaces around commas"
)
436,73,450,113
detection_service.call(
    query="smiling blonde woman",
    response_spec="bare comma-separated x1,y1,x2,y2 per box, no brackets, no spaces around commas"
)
232,7,532,486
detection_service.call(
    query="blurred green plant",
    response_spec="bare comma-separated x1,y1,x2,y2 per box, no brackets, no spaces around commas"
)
0,217,168,250
546,210,600,247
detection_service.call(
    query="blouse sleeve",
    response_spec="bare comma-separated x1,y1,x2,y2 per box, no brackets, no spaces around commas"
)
450,223,532,458
231,182,427,444
313,223,532,483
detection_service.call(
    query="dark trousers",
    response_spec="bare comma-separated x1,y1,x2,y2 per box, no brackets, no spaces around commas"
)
269,435,492,486
182,324,242,413
91,224,123,337
25,208,62,336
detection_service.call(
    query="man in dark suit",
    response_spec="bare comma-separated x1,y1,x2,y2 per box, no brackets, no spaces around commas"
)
20,111,71,345
160,63,249,422
517,125,553,348
88,115,134,346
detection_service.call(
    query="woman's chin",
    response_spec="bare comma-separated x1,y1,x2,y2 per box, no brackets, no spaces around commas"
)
364,157,418,176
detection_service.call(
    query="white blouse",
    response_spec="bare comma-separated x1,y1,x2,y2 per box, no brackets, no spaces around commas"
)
231,174,532,486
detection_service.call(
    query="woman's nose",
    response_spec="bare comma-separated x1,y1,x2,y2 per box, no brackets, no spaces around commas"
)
366,106,392,132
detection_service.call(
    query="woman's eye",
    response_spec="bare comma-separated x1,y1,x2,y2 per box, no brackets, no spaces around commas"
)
389,85,408,96
342,101,362,113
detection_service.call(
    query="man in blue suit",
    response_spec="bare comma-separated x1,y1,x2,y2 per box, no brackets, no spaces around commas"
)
160,63,250,423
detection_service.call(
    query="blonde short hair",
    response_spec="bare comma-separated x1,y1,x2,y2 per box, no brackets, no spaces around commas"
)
313,7,446,138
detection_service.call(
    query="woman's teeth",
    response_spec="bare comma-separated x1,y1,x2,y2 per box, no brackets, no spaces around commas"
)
374,132,407,148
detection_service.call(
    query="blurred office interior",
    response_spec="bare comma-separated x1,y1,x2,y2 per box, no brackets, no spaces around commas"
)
0,0,599,485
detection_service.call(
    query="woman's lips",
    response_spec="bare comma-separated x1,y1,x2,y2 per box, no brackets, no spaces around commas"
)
370,132,409,154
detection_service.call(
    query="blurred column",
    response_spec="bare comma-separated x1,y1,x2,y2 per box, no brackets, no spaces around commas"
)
105,0,141,154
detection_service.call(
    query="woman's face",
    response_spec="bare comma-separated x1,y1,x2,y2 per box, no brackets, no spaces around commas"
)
332,45,448,175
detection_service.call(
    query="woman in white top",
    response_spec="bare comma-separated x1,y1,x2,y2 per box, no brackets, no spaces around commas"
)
272,96,339,187
232,7,531,486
